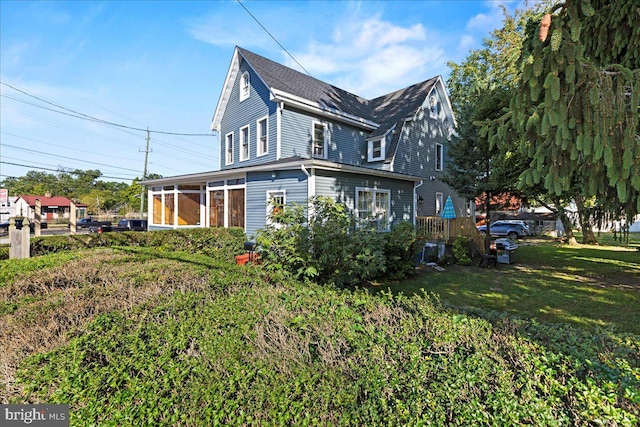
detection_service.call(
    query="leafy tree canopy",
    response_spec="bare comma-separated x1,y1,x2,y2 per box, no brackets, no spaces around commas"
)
0,169,152,215
490,0,640,221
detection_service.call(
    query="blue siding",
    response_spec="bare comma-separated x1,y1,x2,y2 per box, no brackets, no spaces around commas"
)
280,107,311,159
314,171,414,224
281,106,391,170
220,58,277,169
389,91,466,217
245,169,308,238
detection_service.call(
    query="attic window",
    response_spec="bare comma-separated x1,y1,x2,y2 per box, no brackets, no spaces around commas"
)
240,72,250,101
368,138,385,162
428,95,438,118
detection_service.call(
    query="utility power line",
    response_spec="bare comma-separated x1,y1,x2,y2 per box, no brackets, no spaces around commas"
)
2,143,142,173
235,0,312,77
0,161,135,181
1,81,216,136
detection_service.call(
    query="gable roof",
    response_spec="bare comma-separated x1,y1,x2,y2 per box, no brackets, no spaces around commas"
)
18,195,86,208
211,47,447,139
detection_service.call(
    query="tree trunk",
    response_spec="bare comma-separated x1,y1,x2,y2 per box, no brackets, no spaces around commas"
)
574,194,598,245
484,194,492,254
548,197,578,245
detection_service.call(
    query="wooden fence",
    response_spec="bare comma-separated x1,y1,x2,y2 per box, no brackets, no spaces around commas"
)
416,216,483,248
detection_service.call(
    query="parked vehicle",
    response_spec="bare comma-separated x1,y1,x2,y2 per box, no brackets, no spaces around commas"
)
0,219,47,233
28,220,48,232
477,221,529,240
74,217,112,229
495,220,532,236
90,219,148,233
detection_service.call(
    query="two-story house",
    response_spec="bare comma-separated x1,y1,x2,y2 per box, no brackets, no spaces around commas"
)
143,47,471,237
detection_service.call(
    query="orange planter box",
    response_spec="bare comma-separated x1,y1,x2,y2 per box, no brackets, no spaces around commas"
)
235,253,260,265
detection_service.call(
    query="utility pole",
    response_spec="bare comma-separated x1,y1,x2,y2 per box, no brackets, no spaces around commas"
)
139,128,151,219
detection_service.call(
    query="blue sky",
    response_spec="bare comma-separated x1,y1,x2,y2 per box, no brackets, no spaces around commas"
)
1,0,527,185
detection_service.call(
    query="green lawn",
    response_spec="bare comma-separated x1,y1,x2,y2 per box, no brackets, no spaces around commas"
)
382,233,640,335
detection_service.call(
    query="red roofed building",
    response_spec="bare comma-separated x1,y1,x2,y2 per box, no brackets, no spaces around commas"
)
14,195,87,222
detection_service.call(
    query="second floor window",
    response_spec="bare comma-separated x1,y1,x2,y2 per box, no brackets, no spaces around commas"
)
436,143,443,171
240,125,250,161
225,132,234,165
313,122,327,158
257,117,268,156
240,72,250,101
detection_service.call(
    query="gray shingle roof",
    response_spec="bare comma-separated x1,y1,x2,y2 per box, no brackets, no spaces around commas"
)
237,47,438,138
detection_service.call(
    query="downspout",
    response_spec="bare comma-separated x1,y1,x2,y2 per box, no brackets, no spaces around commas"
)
277,102,283,160
414,180,424,226
301,164,314,224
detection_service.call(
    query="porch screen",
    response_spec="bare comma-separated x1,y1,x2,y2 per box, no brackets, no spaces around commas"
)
153,194,162,224
178,193,200,225
209,190,224,227
228,188,245,228
164,193,174,225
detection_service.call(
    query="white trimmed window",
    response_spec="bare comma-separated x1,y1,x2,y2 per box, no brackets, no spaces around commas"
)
240,72,250,101
435,192,443,215
428,94,438,118
240,125,250,161
312,121,328,158
368,138,385,162
266,190,285,226
257,116,268,156
356,187,391,231
435,142,443,171
225,132,234,165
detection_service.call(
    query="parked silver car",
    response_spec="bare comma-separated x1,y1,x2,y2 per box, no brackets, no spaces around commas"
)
477,220,529,240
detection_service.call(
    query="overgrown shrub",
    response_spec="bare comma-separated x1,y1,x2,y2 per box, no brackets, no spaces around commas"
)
14,279,639,425
452,236,472,265
255,197,417,287
382,221,418,279
24,228,246,261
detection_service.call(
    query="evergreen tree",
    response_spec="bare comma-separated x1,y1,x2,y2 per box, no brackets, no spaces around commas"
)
491,0,639,243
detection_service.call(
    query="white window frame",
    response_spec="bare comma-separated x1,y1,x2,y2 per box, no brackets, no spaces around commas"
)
428,94,438,118
257,116,268,156
312,121,328,159
266,190,286,226
206,176,246,229
367,137,385,162
435,142,443,171
435,192,443,216
355,187,391,231
240,71,250,102
240,125,250,161
225,132,234,165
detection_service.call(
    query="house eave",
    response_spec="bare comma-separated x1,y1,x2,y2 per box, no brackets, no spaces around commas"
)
270,89,379,131
141,158,422,186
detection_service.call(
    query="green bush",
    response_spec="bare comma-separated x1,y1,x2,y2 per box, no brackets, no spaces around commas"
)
452,236,472,265
0,244,8,261
382,221,418,279
255,197,417,287
26,228,246,262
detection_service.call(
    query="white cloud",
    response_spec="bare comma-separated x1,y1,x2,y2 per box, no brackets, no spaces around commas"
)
187,10,273,50
457,35,476,53
288,16,445,98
